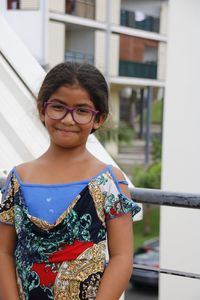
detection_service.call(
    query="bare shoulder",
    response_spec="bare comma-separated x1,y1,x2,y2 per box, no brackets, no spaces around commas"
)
88,155,108,173
111,166,126,181
15,160,38,179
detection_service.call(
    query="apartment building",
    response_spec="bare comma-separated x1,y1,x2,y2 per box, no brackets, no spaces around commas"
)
0,0,168,156
48,0,168,155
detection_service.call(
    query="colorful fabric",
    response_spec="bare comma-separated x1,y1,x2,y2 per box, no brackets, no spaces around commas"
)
11,166,129,224
0,167,140,300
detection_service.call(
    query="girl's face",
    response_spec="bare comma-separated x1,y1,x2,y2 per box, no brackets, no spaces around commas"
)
40,85,104,149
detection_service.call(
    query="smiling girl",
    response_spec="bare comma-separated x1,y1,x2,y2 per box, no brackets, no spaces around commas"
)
0,62,140,300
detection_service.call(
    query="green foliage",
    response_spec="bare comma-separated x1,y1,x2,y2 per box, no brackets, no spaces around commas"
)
132,138,162,188
142,99,162,124
134,207,160,250
151,99,162,124
94,119,118,145
132,161,161,189
132,139,162,249
95,120,135,146
152,137,162,161
118,121,135,146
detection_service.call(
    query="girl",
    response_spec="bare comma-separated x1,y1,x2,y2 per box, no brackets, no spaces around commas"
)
0,62,140,300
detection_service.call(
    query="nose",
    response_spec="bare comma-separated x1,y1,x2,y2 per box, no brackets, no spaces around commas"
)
60,111,75,125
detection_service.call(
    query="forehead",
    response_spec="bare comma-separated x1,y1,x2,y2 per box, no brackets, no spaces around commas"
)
49,85,94,107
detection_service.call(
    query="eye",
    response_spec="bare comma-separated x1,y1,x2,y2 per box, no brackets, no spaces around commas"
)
49,103,65,111
75,107,91,115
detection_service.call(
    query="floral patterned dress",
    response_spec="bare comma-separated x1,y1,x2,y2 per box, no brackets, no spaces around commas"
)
0,167,140,300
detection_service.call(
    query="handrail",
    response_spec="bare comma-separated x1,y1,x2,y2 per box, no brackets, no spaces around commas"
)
0,51,36,99
131,188,200,209
134,264,200,280
131,187,200,280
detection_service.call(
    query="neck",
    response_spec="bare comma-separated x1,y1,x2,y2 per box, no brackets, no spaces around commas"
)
43,142,90,164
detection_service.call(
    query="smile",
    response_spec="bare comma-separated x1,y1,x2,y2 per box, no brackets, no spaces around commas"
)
56,128,78,135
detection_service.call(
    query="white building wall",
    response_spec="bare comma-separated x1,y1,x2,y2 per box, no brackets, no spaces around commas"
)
160,0,200,299
94,30,106,73
96,0,120,25
160,2,168,35
20,0,39,10
48,21,65,69
0,0,45,64
49,0,65,13
111,0,120,25
95,0,106,22
94,31,119,76
157,42,167,80
109,33,119,76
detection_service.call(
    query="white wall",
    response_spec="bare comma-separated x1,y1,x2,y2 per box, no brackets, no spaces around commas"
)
49,0,65,13
96,0,120,25
0,0,45,64
111,0,121,25
157,42,167,80
94,31,119,77
160,2,168,35
48,21,65,69
160,0,200,299
95,0,106,22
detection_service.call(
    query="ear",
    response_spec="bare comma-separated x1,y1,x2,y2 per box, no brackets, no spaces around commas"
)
38,105,45,123
93,114,107,130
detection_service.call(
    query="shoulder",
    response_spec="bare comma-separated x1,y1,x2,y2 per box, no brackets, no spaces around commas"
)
15,160,38,180
110,166,126,181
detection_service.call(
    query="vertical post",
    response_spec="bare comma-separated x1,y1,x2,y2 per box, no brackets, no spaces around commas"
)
139,88,144,139
145,86,153,165
40,0,49,69
105,0,112,85
160,87,165,146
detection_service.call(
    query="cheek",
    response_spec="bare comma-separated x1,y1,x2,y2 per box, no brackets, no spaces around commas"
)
43,116,56,131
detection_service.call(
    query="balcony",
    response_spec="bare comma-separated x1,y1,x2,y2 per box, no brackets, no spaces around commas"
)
65,0,95,20
65,51,94,64
119,60,157,79
120,9,160,33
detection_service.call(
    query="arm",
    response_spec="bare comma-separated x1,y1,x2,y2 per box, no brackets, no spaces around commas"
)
0,223,19,300
96,168,134,300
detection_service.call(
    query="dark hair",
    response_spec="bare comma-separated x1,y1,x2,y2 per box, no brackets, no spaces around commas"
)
37,62,109,132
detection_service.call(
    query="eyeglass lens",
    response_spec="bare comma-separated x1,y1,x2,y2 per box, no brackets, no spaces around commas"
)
46,103,95,124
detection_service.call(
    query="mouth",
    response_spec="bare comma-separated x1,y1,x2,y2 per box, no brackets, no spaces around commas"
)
56,128,79,135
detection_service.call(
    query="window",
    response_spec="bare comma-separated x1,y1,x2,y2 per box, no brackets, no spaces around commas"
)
7,0,39,10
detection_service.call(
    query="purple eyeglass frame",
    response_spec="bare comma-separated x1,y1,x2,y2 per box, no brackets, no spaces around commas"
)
44,100,99,124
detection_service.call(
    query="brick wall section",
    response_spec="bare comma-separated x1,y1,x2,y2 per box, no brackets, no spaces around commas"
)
120,34,158,62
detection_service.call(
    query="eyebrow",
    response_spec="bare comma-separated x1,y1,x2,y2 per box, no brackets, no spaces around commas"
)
48,99,94,108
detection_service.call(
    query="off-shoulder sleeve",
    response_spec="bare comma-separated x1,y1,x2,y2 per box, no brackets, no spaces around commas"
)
99,171,141,221
0,168,19,225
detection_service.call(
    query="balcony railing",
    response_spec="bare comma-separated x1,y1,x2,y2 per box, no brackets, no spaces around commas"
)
65,51,94,64
119,60,157,79
120,9,160,33
65,0,95,20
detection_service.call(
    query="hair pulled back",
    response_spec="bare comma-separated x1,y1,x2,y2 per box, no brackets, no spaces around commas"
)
37,62,109,132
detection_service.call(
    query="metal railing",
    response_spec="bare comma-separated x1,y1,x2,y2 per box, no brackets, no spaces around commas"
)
120,9,160,33
131,187,200,280
65,51,94,65
65,0,95,20
119,60,157,79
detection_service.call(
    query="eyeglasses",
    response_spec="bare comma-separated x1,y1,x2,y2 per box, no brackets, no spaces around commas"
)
44,101,99,125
